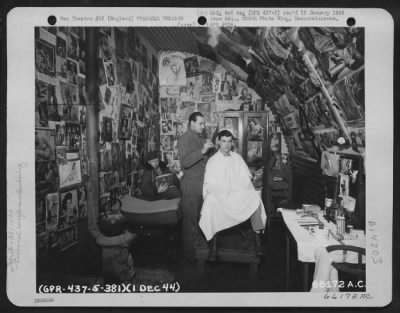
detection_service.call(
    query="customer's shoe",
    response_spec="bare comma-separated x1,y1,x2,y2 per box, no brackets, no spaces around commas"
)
255,233,265,257
208,237,218,261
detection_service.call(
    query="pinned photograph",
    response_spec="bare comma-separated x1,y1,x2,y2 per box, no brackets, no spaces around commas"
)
45,192,59,231
223,117,239,139
65,123,81,151
184,56,200,77
161,118,173,135
339,173,350,197
160,134,174,151
247,140,263,165
99,149,112,172
103,61,116,87
36,197,47,226
35,128,56,161
58,81,79,105
66,32,79,61
35,40,55,76
59,159,82,189
36,161,59,195
56,36,67,58
59,189,79,227
78,38,86,75
55,123,66,146
197,102,211,123
66,59,78,84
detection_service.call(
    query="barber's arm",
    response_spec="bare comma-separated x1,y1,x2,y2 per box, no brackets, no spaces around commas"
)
178,138,212,169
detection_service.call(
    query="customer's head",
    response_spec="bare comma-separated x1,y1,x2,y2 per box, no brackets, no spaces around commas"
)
218,130,233,155
188,112,205,134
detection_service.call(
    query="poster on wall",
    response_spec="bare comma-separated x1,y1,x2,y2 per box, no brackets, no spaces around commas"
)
59,189,79,228
247,117,264,141
159,51,186,86
36,161,59,195
35,40,56,77
59,159,82,189
184,56,200,77
333,71,364,124
35,128,56,161
45,192,59,231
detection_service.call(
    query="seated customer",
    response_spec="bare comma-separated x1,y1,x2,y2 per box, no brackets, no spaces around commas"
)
199,130,267,260
138,151,181,201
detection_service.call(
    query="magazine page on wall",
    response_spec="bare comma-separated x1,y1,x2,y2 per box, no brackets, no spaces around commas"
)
6,7,393,307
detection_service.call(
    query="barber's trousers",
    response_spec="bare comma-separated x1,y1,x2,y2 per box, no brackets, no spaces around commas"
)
180,175,204,262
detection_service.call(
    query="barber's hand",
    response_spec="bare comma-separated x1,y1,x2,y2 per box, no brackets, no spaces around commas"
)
201,141,214,154
158,182,169,193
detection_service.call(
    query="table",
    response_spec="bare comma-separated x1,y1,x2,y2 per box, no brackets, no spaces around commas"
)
279,208,366,291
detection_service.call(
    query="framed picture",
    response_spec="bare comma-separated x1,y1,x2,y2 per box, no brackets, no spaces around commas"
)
59,158,82,189
247,116,264,141
223,116,239,139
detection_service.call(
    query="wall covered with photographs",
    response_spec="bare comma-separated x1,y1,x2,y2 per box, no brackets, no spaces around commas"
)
35,26,159,258
157,50,264,170
97,27,159,207
35,27,89,257
248,27,365,162
35,26,365,257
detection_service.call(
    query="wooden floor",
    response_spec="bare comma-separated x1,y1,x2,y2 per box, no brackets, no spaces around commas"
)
132,218,289,292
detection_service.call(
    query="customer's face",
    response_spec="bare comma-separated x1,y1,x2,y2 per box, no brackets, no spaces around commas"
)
190,116,205,134
219,136,233,154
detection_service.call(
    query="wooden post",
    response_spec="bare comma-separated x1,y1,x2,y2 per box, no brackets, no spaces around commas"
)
85,27,100,231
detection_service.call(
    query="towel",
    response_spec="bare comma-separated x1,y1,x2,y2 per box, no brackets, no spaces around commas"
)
310,247,339,292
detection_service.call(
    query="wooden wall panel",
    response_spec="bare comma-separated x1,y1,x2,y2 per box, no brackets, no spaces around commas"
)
291,155,325,207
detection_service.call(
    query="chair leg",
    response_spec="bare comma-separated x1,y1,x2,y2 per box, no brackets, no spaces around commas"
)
208,235,218,262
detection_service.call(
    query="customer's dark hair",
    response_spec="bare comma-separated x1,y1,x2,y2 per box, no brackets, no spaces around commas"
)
188,112,204,126
218,129,233,140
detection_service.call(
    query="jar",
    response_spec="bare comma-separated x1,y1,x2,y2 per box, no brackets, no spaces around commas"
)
336,216,345,237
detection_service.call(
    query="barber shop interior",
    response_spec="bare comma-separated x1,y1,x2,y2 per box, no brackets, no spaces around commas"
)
35,26,366,292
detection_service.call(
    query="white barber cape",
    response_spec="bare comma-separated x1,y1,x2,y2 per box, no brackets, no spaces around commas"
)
199,150,267,241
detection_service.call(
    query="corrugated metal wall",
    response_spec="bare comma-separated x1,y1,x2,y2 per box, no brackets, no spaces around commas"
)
291,155,325,207
137,27,200,55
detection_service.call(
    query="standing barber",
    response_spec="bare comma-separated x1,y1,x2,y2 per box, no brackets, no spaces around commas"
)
178,112,214,262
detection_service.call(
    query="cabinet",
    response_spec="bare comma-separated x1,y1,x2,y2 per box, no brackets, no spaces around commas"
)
217,111,268,172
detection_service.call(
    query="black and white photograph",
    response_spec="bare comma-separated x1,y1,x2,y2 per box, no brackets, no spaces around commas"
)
184,56,200,77
35,40,55,76
67,32,79,61
5,7,395,308
59,159,82,189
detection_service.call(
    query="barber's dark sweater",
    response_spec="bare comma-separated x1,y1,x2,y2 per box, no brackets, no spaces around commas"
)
178,129,209,179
